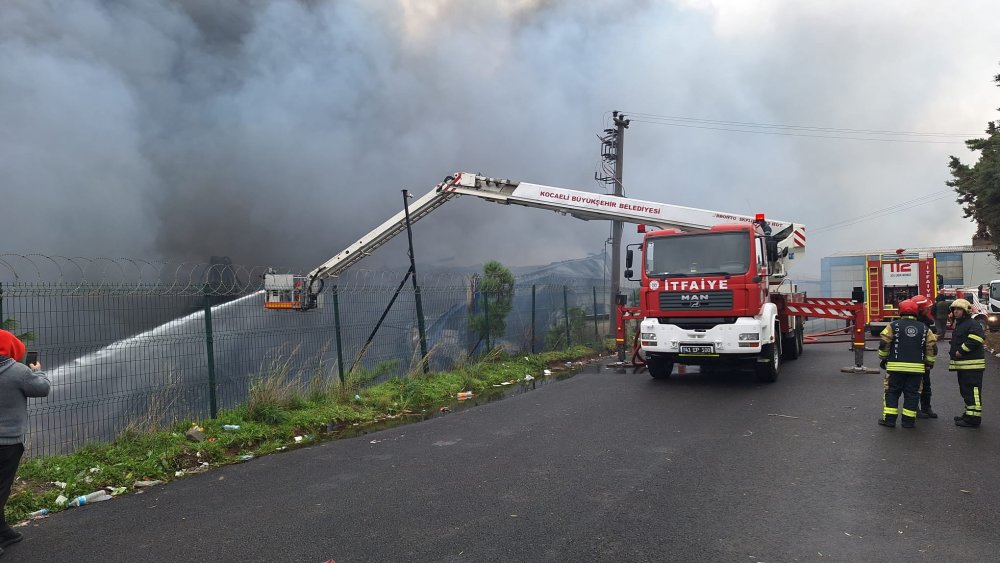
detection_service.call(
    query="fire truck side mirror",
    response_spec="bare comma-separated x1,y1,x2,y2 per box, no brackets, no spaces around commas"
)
765,238,779,263
937,274,944,289
625,248,633,269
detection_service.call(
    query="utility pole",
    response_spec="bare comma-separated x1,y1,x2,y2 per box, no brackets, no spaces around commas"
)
596,111,630,358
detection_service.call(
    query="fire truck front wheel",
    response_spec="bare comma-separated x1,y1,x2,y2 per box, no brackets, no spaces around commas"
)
646,354,675,379
755,341,781,383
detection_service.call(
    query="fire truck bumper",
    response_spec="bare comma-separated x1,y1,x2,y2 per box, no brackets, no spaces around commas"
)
638,318,766,363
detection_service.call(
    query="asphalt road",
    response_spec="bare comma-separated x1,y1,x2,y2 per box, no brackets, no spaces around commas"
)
13,341,1000,562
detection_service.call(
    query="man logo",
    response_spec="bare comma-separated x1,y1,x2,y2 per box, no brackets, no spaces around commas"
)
905,326,918,337
689,301,701,308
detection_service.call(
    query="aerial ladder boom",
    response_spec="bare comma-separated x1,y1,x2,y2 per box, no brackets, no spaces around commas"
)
264,172,806,310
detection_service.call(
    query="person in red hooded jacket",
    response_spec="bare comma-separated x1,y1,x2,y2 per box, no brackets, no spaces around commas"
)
0,330,50,555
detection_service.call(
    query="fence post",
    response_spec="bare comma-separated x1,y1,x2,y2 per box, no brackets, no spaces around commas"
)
202,288,218,418
333,284,345,384
483,290,490,353
531,284,536,354
592,286,599,345
563,285,570,349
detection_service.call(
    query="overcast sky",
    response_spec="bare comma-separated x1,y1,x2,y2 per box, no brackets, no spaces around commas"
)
2,0,998,279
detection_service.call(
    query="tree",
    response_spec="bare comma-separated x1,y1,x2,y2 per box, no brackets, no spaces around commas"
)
2,318,35,345
469,261,515,347
949,66,1000,261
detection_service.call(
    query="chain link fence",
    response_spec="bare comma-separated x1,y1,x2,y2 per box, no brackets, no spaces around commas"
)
0,255,614,457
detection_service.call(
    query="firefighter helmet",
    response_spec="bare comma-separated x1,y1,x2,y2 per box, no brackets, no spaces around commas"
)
912,294,930,311
898,299,918,315
950,298,972,313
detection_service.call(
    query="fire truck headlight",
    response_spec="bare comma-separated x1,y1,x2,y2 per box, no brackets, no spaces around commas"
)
738,332,760,347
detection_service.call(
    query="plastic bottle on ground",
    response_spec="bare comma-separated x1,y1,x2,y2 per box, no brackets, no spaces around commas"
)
221,425,240,431
29,509,49,517
65,491,112,507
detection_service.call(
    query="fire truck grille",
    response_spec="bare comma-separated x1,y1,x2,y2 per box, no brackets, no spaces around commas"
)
659,290,733,311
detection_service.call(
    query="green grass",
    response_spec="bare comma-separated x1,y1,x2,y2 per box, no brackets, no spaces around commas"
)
8,344,607,524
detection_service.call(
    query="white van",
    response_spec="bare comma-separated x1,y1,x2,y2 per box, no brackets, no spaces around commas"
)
944,286,997,332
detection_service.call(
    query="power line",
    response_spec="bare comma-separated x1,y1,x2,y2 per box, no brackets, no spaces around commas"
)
628,118,968,144
625,112,979,137
624,112,979,144
811,190,956,234
812,190,952,231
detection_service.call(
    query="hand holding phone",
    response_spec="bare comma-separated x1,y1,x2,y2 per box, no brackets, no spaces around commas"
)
24,351,39,368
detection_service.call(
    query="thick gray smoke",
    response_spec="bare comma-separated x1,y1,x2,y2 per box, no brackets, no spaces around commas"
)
2,0,999,275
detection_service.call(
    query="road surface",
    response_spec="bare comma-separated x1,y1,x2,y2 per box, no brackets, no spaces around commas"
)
15,341,1000,562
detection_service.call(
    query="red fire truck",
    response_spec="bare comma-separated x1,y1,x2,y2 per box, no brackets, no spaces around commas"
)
865,252,936,336
266,172,870,381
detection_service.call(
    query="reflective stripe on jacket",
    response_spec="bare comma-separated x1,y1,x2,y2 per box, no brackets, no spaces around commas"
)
879,316,937,373
949,316,986,370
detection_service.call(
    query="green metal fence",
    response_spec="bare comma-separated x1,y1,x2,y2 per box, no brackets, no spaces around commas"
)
0,256,613,457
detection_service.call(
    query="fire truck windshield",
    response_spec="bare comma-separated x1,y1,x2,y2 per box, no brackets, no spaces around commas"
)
644,231,750,277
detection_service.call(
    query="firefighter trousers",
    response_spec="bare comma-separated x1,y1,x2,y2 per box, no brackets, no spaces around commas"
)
918,368,932,410
956,370,983,425
883,371,921,424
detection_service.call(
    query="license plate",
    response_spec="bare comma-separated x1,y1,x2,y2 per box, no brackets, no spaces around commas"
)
679,345,715,354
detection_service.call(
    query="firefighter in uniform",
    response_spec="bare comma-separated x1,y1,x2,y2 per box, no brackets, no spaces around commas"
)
878,299,937,428
949,298,986,427
911,295,938,418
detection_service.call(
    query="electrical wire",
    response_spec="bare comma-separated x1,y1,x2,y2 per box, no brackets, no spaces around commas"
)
619,111,980,144
593,111,967,233
627,117,970,144
624,112,979,138
810,190,956,233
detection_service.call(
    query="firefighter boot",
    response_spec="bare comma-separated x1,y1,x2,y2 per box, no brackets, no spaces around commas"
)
877,416,896,428
901,416,916,429
955,417,980,428
917,398,937,419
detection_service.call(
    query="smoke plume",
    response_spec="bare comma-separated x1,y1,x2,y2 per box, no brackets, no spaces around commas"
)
2,0,999,275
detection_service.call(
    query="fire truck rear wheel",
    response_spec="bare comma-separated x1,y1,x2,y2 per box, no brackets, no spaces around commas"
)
755,341,780,383
782,327,803,360
646,355,674,379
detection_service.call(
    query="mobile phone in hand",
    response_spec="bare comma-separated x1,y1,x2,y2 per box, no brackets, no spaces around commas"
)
24,351,38,365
